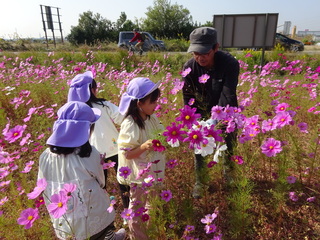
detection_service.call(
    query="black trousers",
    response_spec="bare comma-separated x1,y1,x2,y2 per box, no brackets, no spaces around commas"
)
104,154,130,209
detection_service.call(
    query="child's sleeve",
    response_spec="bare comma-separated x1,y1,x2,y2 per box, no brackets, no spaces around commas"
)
118,118,140,156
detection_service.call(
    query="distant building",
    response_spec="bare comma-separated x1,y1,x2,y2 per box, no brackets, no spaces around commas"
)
297,30,320,37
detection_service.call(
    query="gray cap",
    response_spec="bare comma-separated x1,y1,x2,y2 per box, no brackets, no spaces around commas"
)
187,27,217,54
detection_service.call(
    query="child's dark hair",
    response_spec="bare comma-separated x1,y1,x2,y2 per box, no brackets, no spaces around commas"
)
86,79,107,108
125,88,160,129
49,141,92,158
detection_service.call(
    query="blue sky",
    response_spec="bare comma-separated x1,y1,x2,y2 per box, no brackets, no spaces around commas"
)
1,0,319,39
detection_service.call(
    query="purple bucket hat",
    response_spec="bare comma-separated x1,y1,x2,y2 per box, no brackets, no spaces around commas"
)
119,77,160,115
67,71,93,102
46,101,101,147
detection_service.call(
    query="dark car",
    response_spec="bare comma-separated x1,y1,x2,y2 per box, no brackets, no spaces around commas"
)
117,31,166,51
275,33,304,52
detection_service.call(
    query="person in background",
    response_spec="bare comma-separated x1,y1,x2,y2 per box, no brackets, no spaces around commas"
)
38,101,126,240
129,28,145,55
67,71,130,214
117,77,165,240
181,27,239,198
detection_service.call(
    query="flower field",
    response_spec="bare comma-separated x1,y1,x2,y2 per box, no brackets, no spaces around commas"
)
0,50,319,240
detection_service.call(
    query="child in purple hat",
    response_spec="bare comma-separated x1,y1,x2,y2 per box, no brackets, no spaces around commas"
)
38,101,126,240
68,71,130,214
117,77,165,239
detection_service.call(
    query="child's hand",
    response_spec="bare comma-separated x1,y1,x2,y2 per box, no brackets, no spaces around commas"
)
142,139,153,151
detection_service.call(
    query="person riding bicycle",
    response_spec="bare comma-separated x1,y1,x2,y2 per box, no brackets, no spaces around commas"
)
129,29,145,55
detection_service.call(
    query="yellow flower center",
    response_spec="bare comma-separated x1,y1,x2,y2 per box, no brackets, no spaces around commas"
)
185,115,190,120
27,215,33,221
269,146,274,149
58,202,63,208
193,135,198,139
172,131,177,135
13,132,19,137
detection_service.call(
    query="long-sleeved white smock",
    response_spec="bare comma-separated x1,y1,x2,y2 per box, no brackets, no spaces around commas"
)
89,101,124,158
38,147,115,240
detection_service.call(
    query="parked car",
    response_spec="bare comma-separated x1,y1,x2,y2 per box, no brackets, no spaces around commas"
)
117,31,166,51
275,33,304,52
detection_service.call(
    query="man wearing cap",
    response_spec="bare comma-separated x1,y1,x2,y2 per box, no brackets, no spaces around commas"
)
181,27,239,198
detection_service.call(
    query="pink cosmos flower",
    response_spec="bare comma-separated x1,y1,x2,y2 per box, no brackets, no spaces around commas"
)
102,161,116,169
47,191,68,218
181,67,191,77
17,208,39,229
160,190,172,202
204,125,224,142
27,178,47,199
21,160,34,173
286,176,297,184
204,224,217,234
163,122,186,147
211,106,227,120
166,159,179,169
185,225,195,232
0,196,8,206
274,102,290,113
119,166,132,179
199,74,210,83
261,138,282,157
176,105,201,128
188,98,195,106
107,199,116,213
152,139,166,152
121,208,134,220
307,196,316,202
297,122,308,133
3,125,27,143
61,183,77,198
261,119,276,133
201,213,217,224
289,191,298,202
273,111,292,128
231,155,244,165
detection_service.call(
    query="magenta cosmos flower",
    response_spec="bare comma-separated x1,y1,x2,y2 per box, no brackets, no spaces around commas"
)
4,124,27,143
261,138,282,157
47,191,68,218
27,178,47,199
152,139,166,152
163,122,186,147
17,208,39,229
119,166,132,179
184,129,208,150
160,190,172,202
231,155,244,165
176,105,201,128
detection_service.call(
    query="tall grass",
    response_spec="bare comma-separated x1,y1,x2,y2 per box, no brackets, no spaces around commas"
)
0,49,319,239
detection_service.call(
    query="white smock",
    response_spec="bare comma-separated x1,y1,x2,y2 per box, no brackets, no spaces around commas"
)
38,147,115,240
117,114,165,185
89,101,124,158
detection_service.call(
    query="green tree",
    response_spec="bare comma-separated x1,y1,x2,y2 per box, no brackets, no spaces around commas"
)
67,11,115,45
116,12,136,32
142,0,195,39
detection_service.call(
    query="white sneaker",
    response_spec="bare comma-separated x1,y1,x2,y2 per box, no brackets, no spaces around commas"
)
115,228,126,240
